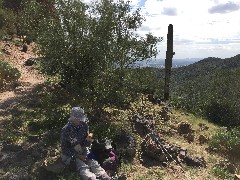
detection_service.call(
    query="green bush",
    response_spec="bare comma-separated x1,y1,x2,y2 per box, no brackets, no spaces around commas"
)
127,67,164,97
20,0,162,108
205,101,237,126
0,8,5,29
0,60,21,87
212,166,233,180
170,68,240,127
0,6,17,38
209,127,240,157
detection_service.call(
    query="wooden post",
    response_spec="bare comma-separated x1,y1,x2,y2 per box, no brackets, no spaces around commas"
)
164,24,175,101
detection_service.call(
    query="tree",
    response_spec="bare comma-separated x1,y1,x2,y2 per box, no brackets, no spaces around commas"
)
170,67,240,127
0,0,17,38
21,0,162,106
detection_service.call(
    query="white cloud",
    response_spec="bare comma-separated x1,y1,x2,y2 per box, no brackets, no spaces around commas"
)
208,1,240,14
161,7,178,16
134,0,240,58
80,0,240,58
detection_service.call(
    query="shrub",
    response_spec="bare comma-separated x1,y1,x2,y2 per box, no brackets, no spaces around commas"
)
205,101,237,127
209,127,240,157
20,0,162,108
212,166,232,180
0,60,21,88
170,68,240,127
0,6,17,38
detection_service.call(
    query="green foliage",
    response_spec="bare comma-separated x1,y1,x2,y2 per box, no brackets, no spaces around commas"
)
88,67,164,108
20,0,162,107
126,67,164,97
17,0,50,39
0,60,20,87
212,166,233,180
170,65,240,127
2,0,22,11
209,127,240,157
170,55,240,86
0,3,17,37
89,121,120,140
0,8,5,29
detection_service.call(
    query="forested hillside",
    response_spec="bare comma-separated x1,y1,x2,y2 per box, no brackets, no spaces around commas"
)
171,54,240,86
169,54,240,127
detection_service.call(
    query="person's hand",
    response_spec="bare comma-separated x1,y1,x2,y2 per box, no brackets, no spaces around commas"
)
77,154,87,161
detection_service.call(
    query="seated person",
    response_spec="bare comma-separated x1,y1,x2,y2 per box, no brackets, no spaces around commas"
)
102,140,118,176
60,107,111,180
90,139,118,176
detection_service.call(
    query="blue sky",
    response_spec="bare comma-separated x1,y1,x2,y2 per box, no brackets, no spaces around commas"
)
84,0,240,59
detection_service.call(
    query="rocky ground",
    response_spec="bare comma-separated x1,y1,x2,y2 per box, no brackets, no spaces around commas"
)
0,40,44,116
0,40,239,180
0,40,47,179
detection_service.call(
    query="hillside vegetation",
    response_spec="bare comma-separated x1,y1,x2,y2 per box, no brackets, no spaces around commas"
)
171,54,240,84
0,0,240,179
169,55,240,127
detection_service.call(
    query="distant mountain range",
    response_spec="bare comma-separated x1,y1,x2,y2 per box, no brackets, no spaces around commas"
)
171,54,240,85
131,55,240,71
130,54,240,86
131,58,202,68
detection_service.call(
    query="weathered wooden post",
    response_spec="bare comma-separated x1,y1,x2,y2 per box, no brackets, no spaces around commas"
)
164,24,175,101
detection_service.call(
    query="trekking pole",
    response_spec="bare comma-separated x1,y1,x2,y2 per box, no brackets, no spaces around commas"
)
145,124,185,173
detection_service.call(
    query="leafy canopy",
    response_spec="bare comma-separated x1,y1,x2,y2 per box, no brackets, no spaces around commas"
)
21,0,162,106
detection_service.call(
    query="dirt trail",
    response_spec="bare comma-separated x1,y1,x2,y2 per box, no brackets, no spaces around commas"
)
0,41,45,121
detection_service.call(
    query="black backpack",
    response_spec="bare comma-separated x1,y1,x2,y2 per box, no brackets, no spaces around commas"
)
90,139,121,173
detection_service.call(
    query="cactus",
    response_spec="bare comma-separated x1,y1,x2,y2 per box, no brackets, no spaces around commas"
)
164,24,175,101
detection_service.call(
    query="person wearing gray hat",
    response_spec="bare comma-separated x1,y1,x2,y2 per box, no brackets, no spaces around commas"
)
60,107,111,180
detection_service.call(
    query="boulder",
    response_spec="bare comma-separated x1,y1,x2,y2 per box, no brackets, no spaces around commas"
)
183,133,195,143
132,114,155,137
183,155,206,168
177,121,194,134
159,106,170,122
43,157,65,173
24,58,35,66
198,134,208,145
141,134,181,163
114,131,136,158
141,130,207,168
21,44,28,53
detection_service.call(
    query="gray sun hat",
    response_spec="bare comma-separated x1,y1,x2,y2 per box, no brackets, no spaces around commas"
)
70,107,86,122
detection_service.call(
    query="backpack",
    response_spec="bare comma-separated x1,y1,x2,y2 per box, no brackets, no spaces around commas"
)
90,139,120,174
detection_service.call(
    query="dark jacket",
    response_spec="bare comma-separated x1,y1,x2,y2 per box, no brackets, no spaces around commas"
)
60,120,89,157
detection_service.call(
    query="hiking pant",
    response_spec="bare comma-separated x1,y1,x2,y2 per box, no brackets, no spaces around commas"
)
61,154,106,180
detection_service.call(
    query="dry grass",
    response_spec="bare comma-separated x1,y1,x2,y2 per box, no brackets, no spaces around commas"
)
109,96,230,180
0,39,233,179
